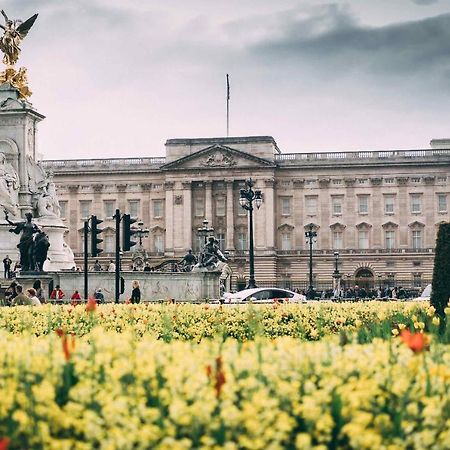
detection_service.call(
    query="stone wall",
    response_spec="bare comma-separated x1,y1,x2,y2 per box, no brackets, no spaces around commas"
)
17,270,221,302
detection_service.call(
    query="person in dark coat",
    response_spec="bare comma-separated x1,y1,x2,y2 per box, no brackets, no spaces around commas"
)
131,280,141,304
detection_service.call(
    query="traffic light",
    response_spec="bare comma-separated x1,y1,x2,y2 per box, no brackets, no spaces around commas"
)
91,215,104,257
123,213,137,251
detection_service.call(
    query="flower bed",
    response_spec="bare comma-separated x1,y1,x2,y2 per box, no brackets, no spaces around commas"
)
0,302,447,343
0,330,448,449
0,302,448,449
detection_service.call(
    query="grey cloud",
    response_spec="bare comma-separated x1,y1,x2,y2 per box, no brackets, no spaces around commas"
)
248,7,450,88
411,0,439,4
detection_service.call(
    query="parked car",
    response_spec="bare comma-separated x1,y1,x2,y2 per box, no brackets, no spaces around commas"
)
221,288,306,304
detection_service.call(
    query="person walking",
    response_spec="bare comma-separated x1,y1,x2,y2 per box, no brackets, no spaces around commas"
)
93,259,102,271
50,284,65,302
26,288,41,306
108,260,116,272
130,280,141,304
33,279,45,303
11,285,31,305
4,280,17,306
3,255,12,278
71,290,81,300
94,288,105,303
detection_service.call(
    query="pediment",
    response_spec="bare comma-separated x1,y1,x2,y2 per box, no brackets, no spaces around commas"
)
278,223,294,231
356,222,372,229
150,225,165,233
382,221,398,229
408,220,425,228
161,144,275,171
330,222,346,230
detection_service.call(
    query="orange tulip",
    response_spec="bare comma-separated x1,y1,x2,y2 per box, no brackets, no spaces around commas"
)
85,298,97,312
399,329,429,353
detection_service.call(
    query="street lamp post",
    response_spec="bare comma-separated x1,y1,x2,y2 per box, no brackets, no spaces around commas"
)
305,224,317,299
135,221,150,249
197,219,214,246
332,251,341,298
239,178,262,289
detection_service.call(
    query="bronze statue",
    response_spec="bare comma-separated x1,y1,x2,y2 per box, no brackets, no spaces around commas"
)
33,230,50,272
198,237,227,269
5,211,43,271
0,10,38,66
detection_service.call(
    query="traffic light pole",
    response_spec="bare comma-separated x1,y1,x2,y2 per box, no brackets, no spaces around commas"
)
83,220,89,300
114,208,121,303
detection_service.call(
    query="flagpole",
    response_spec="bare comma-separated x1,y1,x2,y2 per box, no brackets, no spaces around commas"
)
226,74,230,137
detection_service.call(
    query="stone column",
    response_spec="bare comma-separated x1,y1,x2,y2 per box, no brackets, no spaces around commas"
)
182,181,192,250
68,184,80,251
117,184,127,212
344,178,356,248
141,183,152,251
293,179,305,250
318,178,330,249
164,181,175,256
225,179,235,251
264,178,275,252
92,184,103,217
370,178,383,247
397,177,409,247
205,181,213,223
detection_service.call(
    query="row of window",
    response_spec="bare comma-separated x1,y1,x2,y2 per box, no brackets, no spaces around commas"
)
62,192,448,223
60,200,165,220
278,229,425,251
81,227,428,253
63,198,242,220
280,193,448,216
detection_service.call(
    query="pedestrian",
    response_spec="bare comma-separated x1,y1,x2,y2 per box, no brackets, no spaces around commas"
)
71,290,81,300
33,279,45,303
4,280,18,306
3,254,12,278
11,285,31,305
93,259,102,271
26,288,41,306
108,260,116,272
50,284,65,302
143,264,151,272
12,261,21,276
94,288,105,303
130,280,141,304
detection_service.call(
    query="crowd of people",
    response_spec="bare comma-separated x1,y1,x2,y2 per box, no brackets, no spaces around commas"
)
2,278,142,306
298,285,413,300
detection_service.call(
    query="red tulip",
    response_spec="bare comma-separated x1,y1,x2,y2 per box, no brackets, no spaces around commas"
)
400,329,429,353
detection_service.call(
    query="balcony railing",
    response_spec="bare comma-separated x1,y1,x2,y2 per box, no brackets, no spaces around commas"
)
275,148,450,163
41,157,166,170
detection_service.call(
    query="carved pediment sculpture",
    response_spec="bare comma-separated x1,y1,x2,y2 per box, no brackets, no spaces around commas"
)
200,151,237,168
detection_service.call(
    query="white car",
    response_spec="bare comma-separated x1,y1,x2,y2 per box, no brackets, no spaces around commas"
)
221,287,306,304
411,284,432,301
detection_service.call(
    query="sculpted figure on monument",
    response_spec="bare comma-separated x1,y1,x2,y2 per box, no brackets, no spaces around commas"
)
5,211,41,271
198,237,227,269
32,229,50,272
0,152,19,216
0,10,38,66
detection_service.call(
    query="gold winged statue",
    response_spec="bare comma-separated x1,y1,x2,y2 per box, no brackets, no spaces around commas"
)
0,10,38,66
0,10,38,99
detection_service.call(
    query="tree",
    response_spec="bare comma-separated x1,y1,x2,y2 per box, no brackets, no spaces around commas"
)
431,222,450,320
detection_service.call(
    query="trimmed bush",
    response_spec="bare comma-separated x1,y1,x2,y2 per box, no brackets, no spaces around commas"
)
431,222,450,318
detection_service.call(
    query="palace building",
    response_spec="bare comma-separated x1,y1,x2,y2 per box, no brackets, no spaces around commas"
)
43,136,450,291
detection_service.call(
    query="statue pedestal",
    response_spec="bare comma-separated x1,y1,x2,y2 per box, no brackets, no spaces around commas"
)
0,217,75,272
0,221,20,265
35,217,75,271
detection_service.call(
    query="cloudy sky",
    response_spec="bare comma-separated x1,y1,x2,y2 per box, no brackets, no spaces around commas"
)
3,0,450,159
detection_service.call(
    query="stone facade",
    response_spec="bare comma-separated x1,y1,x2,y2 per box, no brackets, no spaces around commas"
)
42,136,450,291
